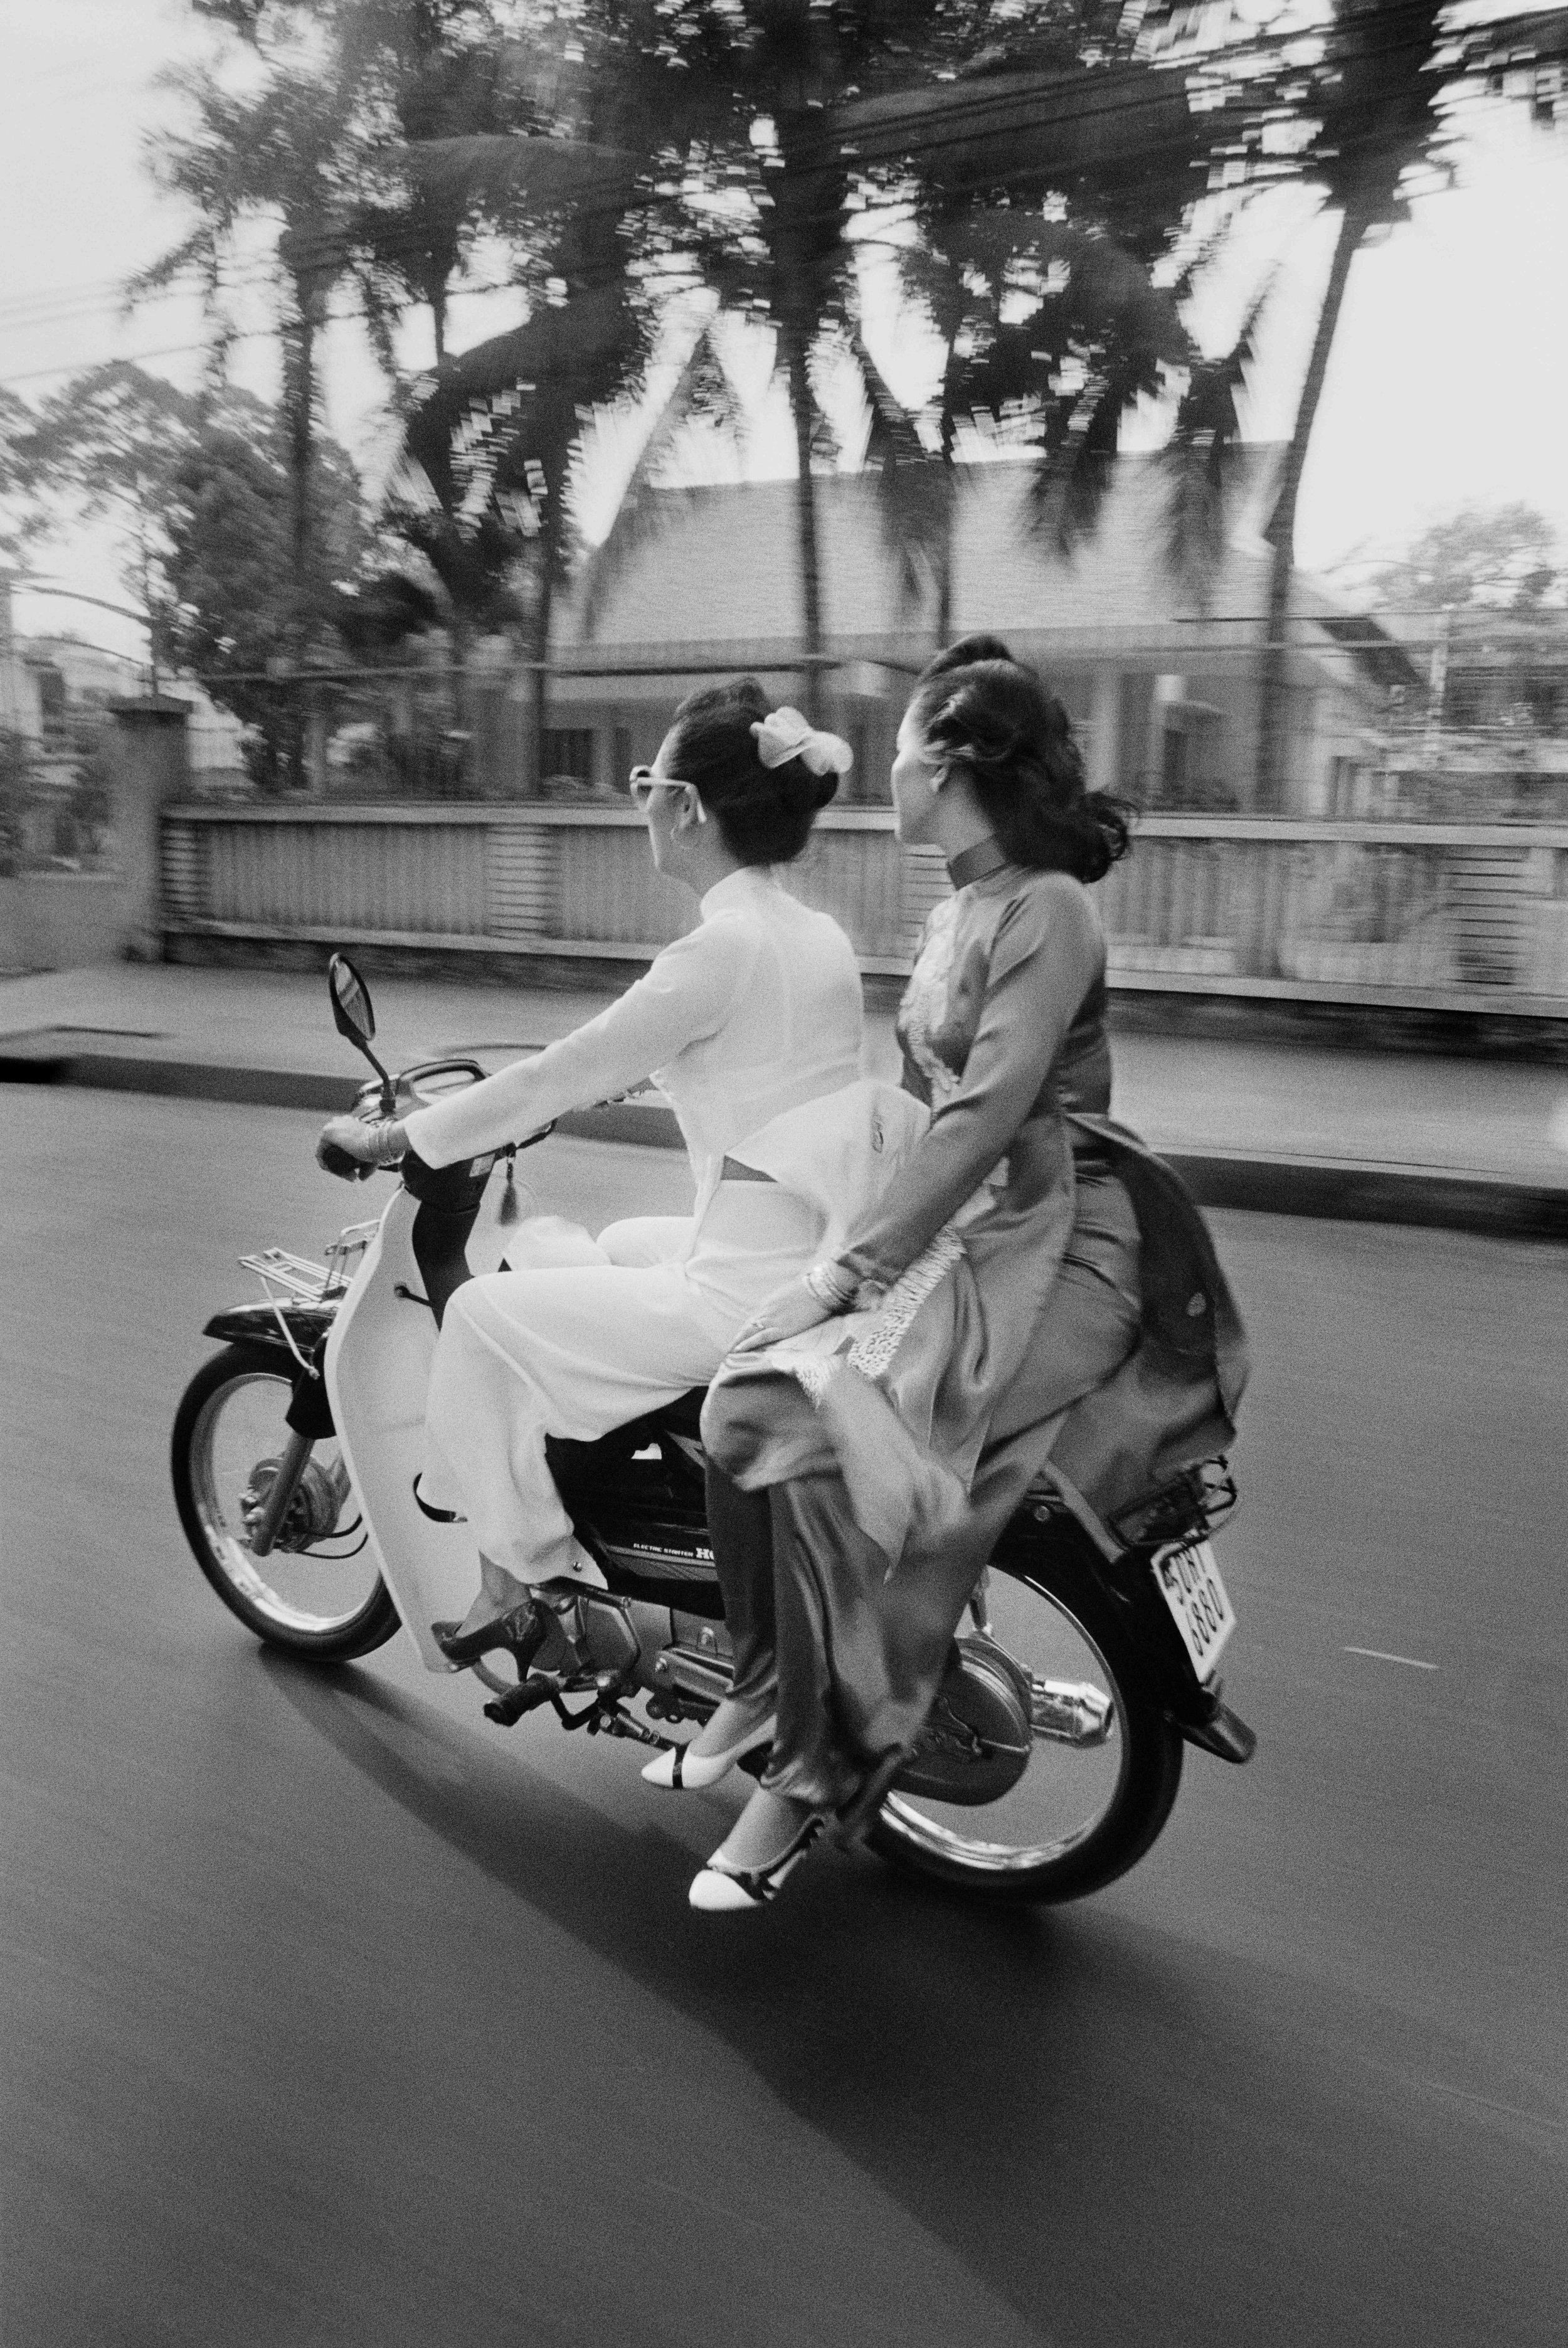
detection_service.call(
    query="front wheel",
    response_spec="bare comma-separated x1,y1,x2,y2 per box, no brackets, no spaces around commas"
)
868,1544,1183,1904
172,1343,400,1661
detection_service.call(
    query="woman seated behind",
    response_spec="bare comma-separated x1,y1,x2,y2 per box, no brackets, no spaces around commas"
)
682,635,1243,1910
318,679,864,1675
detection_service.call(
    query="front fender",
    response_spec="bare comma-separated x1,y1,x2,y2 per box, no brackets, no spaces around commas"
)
202,1303,337,1437
203,1300,337,1351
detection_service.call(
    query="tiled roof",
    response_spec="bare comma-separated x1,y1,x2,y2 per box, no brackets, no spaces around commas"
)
559,449,1322,660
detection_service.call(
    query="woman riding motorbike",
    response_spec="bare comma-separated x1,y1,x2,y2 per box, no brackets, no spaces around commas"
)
677,637,1246,1910
316,679,879,1690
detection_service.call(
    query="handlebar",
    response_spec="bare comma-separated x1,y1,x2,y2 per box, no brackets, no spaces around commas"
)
325,1054,556,1198
319,1140,374,1182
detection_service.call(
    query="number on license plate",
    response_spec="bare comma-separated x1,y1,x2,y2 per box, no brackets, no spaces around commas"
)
1152,1538,1236,1682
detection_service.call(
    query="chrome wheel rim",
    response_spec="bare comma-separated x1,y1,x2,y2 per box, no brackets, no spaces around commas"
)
878,1572,1130,1875
189,1372,378,1634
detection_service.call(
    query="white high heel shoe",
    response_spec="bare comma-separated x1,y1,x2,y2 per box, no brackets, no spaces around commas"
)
640,1713,776,1790
687,1814,826,1912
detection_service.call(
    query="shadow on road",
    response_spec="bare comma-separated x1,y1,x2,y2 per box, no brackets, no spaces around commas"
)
263,1650,1560,2348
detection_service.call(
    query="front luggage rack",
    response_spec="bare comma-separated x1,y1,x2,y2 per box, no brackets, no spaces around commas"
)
240,1224,378,1307
240,1246,336,1301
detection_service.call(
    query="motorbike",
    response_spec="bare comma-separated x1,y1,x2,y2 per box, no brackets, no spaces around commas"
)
171,953,1255,1905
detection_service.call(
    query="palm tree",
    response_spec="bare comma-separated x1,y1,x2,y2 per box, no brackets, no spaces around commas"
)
139,10,368,780
339,0,625,371
877,211,1192,642
145,1,628,776
1243,0,1568,806
1248,0,1450,807
393,268,650,775
679,3,1251,675
394,4,1238,742
628,1,977,716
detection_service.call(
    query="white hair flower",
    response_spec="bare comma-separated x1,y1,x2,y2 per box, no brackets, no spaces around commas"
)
750,706,854,778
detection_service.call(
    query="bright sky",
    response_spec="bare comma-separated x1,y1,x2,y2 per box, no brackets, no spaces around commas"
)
3,0,1568,661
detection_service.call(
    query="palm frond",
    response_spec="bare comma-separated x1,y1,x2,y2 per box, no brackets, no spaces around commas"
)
575,324,738,642
398,132,637,212
847,324,951,618
1163,273,1274,606
1029,349,1158,558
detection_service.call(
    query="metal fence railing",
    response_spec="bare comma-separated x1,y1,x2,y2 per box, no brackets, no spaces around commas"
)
160,802,1568,1010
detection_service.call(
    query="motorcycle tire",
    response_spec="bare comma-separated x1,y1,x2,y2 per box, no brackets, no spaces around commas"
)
171,1342,400,1662
867,1546,1183,1905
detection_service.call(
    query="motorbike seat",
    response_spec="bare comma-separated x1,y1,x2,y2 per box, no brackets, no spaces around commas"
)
653,1386,708,1440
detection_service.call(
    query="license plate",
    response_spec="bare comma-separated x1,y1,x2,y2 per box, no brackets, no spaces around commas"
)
1153,1538,1236,1682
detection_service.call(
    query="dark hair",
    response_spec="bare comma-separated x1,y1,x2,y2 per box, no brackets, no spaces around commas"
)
910,633,1130,882
662,677,839,865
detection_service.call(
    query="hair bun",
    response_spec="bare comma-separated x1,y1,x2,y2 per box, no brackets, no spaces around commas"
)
912,639,1130,883
665,676,838,867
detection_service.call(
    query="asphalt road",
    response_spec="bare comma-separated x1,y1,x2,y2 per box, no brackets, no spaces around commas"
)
3,1085,1565,2348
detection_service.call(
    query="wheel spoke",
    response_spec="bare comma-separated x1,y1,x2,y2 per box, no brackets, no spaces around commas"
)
189,1372,379,1638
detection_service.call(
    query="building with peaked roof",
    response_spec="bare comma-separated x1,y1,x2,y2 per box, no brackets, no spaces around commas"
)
517,452,1416,817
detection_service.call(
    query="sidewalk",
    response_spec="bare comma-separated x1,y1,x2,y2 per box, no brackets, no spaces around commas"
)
3,961,1564,1238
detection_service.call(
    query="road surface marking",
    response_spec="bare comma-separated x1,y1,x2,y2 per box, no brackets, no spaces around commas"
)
1345,1646,1438,1669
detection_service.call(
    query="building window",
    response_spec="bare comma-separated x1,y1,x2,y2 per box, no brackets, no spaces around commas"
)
1157,705,1228,808
36,667,68,746
613,724,633,786
1443,673,1486,729
1522,670,1568,733
838,717,871,802
540,727,595,790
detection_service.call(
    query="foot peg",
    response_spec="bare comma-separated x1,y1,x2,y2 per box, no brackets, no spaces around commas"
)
483,1676,558,1728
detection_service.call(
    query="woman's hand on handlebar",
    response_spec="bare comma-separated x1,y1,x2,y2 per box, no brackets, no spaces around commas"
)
731,1275,834,1355
316,1113,409,1180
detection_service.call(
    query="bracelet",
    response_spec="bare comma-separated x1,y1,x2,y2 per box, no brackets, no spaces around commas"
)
366,1118,408,1164
804,1259,858,1313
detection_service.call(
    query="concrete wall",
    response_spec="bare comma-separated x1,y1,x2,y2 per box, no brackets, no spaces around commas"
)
0,872,129,972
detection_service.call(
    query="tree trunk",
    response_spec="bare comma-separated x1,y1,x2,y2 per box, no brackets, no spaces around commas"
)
1254,201,1367,812
447,603,469,762
528,561,554,799
781,321,825,722
284,285,317,794
935,346,962,648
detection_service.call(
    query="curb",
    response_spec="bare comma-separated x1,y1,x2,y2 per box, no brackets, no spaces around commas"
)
3,1040,1563,1243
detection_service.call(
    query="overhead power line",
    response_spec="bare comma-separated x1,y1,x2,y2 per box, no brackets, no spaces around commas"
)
3,4,1565,394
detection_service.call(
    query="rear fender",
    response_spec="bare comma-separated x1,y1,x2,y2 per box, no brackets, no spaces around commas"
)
1005,1506,1238,1737
1093,1538,1255,1761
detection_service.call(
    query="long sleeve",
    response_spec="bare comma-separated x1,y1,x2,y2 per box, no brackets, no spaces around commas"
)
837,878,1102,1289
403,917,757,1169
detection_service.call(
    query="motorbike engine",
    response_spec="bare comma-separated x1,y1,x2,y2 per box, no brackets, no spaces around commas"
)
891,1637,1035,1807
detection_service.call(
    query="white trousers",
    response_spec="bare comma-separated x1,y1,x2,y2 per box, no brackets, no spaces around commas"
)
420,1186,825,1584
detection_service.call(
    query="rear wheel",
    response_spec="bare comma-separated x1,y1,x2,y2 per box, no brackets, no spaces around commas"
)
171,1343,399,1661
869,1545,1182,1904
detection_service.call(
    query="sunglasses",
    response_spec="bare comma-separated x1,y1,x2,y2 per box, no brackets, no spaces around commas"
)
628,767,706,820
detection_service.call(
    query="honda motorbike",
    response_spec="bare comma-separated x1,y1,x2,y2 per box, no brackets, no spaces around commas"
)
171,954,1254,1905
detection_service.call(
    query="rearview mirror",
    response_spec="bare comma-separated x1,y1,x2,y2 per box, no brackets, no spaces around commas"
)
329,953,376,1046
327,951,395,1115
